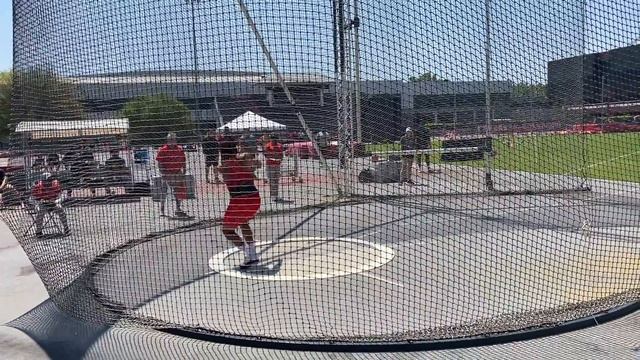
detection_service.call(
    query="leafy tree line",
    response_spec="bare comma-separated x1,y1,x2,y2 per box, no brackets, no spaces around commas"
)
409,71,547,97
121,94,196,146
1,69,195,146
0,69,84,142
409,71,448,82
0,71,11,140
512,82,547,98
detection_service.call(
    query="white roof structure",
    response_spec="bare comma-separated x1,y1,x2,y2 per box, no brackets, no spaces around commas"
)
217,111,286,132
15,118,129,139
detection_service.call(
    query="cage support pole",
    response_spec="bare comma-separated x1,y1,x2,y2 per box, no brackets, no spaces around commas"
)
235,0,343,195
353,0,362,143
335,0,355,194
483,0,495,192
190,0,201,135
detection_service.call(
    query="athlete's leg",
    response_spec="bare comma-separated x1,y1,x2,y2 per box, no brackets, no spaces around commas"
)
222,225,244,248
239,223,254,244
239,222,258,263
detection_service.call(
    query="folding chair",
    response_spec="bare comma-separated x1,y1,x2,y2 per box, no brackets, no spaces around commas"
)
23,200,64,237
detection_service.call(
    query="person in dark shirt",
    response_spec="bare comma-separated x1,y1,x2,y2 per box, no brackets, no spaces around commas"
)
264,134,285,202
240,130,260,180
202,130,222,184
63,148,78,171
77,146,97,196
104,149,127,195
32,155,45,171
46,153,61,172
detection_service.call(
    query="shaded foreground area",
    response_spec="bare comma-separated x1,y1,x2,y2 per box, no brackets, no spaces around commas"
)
1,299,638,359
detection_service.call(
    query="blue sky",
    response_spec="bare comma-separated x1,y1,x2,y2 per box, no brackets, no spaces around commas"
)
0,1,11,71
6,0,640,82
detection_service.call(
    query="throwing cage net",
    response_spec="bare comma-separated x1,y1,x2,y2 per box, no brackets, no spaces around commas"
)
6,0,640,348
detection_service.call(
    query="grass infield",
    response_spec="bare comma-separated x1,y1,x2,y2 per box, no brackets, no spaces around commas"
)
366,133,640,183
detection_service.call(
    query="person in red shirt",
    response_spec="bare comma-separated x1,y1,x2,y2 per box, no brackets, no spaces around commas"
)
156,132,188,218
264,133,285,202
218,138,262,268
31,173,70,238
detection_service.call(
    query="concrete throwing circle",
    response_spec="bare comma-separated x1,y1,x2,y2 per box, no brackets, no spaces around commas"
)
208,237,395,281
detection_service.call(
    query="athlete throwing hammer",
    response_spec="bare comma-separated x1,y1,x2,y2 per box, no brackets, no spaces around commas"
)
219,138,262,268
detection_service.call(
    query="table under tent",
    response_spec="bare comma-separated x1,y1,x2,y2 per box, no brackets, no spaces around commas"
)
12,119,144,200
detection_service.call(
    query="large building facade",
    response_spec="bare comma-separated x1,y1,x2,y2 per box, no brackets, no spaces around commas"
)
71,71,515,141
548,44,640,116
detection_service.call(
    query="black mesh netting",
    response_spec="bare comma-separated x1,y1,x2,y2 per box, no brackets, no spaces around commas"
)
4,0,640,347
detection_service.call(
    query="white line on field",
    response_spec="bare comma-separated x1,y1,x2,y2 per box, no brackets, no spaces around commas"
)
582,149,640,170
359,273,406,287
354,230,381,239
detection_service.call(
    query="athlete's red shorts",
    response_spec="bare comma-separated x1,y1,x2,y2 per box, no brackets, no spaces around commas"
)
223,193,261,228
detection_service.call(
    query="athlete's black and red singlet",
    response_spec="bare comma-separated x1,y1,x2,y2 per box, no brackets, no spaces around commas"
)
220,157,261,227
220,158,258,197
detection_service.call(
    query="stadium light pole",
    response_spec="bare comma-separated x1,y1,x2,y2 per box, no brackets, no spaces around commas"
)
483,0,495,192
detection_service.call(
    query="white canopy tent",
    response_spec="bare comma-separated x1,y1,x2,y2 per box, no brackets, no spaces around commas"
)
217,111,286,132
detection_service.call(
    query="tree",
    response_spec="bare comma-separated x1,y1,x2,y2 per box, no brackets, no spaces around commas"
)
409,71,448,82
11,69,84,124
0,71,11,140
512,82,547,98
122,95,195,146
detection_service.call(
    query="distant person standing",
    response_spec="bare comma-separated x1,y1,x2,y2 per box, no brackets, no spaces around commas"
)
62,146,80,197
77,143,97,196
156,132,188,218
264,134,285,202
202,130,222,184
240,130,260,180
400,127,417,184
241,130,258,155
415,125,432,173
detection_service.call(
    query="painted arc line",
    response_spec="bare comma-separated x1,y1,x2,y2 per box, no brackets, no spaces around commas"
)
359,272,406,288
208,237,396,281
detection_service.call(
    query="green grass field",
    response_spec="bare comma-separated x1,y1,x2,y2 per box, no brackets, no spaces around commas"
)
366,133,640,182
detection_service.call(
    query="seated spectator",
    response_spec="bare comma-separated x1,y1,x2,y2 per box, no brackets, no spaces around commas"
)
46,153,61,171
77,146,97,196
31,173,70,238
104,150,128,195
32,155,45,171
104,149,126,173
63,148,78,171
